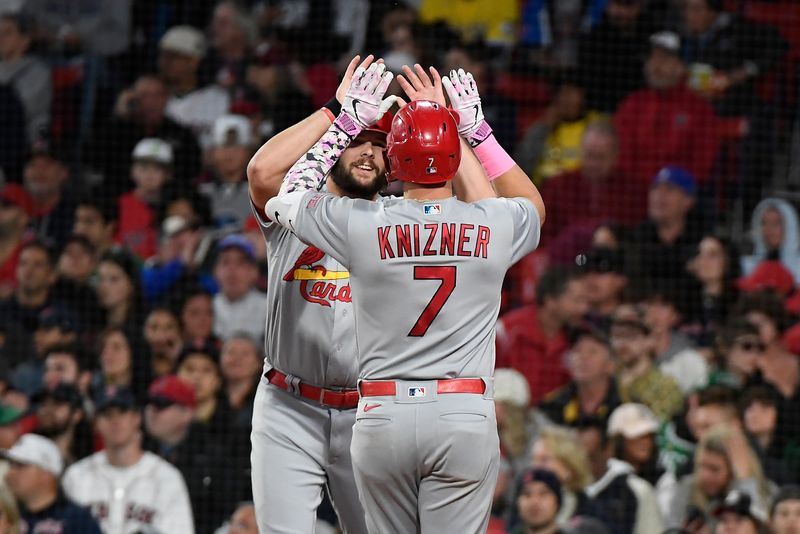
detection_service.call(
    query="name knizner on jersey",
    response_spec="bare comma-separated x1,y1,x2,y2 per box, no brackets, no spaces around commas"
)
377,223,491,259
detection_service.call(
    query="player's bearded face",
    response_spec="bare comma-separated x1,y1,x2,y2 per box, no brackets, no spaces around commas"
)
331,139,387,199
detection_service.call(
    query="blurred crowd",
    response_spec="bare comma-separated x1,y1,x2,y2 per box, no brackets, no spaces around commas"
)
0,0,799,533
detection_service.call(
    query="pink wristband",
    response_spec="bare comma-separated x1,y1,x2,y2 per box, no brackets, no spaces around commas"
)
473,134,516,181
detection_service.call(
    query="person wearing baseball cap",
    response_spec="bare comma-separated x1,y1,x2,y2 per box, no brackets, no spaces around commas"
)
212,233,267,341
23,134,75,245
714,490,770,534
62,385,195,533
116,137,174,259
32,382,93,465
511,467,565,534
606,403,663,485
200,114,255,230
2,433,101,533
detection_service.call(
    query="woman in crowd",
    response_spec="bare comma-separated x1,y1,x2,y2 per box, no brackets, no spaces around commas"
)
742,198,800,283
96,249,147,331
687,233,741,348
143,306,184,377
178,287,219,349
220,332,262,429
90,326,153,403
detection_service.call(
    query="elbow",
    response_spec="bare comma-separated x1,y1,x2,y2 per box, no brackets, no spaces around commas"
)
246,153,268,184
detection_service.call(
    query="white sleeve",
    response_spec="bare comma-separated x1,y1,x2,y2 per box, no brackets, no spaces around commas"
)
629,475,665,534
265,191,354,266
498,197,542,265
154,467,195,534
61,464,81,502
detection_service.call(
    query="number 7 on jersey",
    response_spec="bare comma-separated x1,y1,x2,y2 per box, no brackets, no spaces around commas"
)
408,266,457,337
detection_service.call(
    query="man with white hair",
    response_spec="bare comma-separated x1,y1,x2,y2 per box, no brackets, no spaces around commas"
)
2,433,101,533
159,25,230,150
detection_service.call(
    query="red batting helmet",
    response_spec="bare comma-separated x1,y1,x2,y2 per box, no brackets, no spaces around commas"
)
386,100,461,184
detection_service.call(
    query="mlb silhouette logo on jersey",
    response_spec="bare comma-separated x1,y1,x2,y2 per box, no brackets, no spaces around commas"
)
408,387,427,397
423,204,441,215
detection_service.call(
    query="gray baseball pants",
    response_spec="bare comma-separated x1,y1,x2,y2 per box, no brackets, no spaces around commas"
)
251,379,368,534
350,379,499,534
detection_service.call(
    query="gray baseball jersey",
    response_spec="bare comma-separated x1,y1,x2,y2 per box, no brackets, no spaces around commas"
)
254,205,359,388
267,192,541,379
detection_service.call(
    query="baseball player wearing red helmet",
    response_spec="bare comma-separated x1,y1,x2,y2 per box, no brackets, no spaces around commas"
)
265,63,545,533
247,56,499,533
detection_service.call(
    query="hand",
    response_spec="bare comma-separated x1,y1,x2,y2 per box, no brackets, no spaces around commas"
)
336,54,381,105
339,62,396,133
114,88,136,119
442,68,491,146
396,64,446,107
726,429,754,479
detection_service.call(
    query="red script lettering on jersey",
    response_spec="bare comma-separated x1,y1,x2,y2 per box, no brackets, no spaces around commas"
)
378,223,491,260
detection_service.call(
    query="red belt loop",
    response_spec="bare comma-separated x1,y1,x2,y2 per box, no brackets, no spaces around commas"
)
266,369,359,409
359,378,486,397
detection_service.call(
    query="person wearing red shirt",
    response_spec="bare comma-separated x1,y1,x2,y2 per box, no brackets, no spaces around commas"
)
540,120,648,252
0,184,32,298
496,269,589,405
116,138,174,259
615,31,720,185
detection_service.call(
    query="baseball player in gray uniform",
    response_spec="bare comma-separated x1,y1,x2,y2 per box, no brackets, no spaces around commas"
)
247,56,497,533
264,65,545,533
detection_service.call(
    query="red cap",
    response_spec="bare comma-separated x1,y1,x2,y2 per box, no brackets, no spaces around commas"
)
386,100,461,184
784,323,800,356
736,261,795,296
0,184,32,215
147,375,196,409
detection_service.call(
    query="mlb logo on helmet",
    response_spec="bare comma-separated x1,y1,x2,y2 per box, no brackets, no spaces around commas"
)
408,387,426,398
423,204,441,215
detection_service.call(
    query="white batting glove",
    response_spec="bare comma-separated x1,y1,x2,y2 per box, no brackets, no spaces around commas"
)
336,62,396,137
443,68,493,147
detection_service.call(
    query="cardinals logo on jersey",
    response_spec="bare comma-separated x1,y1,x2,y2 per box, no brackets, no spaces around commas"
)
283,245,352,307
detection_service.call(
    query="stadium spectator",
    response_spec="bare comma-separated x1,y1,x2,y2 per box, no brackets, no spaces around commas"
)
0,240,60,336
578,0,655,112
687,234,741,348
627,166,704,292
143,306,183,377
739,385,794,485
32,382,92,465
200,114,254,231
714,318,764,389
418,0,517,46
0,12,51,142
530,426,595,526
144,374,240,534
2,433,101,533
89,73,201,196
212,234,267,341
63,386,195,533
72,194,117,261
771,485,800,534
443,40,517,151
715,490,770,534
509,468,564,534
178,288,218,348
537,121,647,249
0,185,31,299
220,333,261,429
581,247,628,329
584,418,664,534
615,32,720,184
160,25,229,150
91,326,153,404
55,234,96,287
741,198,800,283
175,345,227,431
116,138,175,260
610,304,684,420
538,326,621,428
607,403,663,486
227,502,258,534
206,1,255,92
0,483,20,534
643,286,709,395
42,345,89,394
496,268,588,404
493,368,532,473
515,71,602,185
664,423,776,529
22,138,75,246
96,249,147,331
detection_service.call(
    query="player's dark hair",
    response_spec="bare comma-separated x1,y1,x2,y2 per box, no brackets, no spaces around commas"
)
535,268,583,307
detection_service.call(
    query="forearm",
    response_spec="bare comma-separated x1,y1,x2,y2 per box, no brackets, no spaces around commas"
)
247,109,334,204
279,114,358,196
452,138,496,202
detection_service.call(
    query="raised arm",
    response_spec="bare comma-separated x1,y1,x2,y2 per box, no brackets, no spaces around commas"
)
444,69,546,225
396,64,495,203
247,55,380,211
